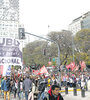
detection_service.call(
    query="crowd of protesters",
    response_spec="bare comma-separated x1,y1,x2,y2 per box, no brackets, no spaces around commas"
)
0,71,90,100
0,74,32,100
61,73,90,89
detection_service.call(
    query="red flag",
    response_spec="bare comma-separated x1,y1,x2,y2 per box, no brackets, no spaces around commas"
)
70,62,75,71
75,64,79,71
80,61,86,72
66,64,71,69
32,70,39,75
39,65,48,74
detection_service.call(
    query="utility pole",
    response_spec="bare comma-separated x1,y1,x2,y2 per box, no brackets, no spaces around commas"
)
57,43,61,87
48,25,61,87
72,35,74,62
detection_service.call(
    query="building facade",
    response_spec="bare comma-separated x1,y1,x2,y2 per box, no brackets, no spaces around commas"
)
0,0,19,38
68,11,90,35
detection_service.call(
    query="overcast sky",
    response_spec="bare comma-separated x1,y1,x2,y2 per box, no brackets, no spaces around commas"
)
19,0,90,37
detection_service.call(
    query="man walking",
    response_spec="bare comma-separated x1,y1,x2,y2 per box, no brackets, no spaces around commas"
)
23,74,32,100
1,76,10,100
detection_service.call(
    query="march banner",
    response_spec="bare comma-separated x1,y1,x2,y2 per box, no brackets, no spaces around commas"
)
0,38,22,65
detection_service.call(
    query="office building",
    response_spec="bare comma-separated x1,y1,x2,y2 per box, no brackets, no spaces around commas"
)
68,11,90,35
0,0,19,38
0,0,32,47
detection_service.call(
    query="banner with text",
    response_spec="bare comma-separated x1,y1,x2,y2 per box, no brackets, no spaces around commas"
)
0,38,22,66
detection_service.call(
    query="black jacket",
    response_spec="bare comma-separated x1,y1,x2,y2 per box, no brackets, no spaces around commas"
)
43,88,64,100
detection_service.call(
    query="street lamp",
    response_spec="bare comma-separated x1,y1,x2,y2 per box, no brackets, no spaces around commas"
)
48,25,61,87
72,34,74,62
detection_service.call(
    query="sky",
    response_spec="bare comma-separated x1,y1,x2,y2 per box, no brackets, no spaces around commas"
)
19,0,90,37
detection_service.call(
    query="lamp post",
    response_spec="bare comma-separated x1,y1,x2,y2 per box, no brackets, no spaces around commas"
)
57,43,61,87
48,25,61,87
72,34,74,62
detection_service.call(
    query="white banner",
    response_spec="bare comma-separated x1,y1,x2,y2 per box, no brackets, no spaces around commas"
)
0,38,22,66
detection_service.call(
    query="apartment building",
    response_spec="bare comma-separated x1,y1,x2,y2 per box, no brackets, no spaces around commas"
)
68,11,90,35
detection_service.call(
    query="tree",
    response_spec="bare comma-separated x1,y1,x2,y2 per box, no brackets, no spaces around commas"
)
47,30,73,64
23,40,53,66
74,29,90,53
74,29,90,64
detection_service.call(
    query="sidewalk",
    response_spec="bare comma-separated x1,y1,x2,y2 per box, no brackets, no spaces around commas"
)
61,88,90,100
60,87,80,92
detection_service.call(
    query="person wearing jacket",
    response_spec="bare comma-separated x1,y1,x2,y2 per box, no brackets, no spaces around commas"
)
43,84,64,100
23,75,32,100
1,76,10,100
18,77,24,100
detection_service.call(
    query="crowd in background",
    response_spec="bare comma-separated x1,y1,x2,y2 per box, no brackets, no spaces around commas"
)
0,71,90,100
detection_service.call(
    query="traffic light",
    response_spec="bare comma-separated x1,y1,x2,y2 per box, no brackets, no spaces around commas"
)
43,49,46,55
18,28,25,39
31,63,36,69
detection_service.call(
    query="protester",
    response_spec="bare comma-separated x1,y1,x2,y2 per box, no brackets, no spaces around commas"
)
23,74,32,100
43,84,64,100
81,78,85,89
18,77,24,100
28,90,34,100
0,76,4,98
10,77,14,93
87,78,90,91
1,76,10,100
37,76,47,100
13,79,18,98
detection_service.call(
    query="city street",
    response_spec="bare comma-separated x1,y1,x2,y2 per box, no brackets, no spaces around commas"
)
0,90,90,100
0,0,90,100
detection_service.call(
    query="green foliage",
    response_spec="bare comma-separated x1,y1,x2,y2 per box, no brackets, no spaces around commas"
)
74,29,90,65
74,29,90,52
23,40,51,66
23,29,90,67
